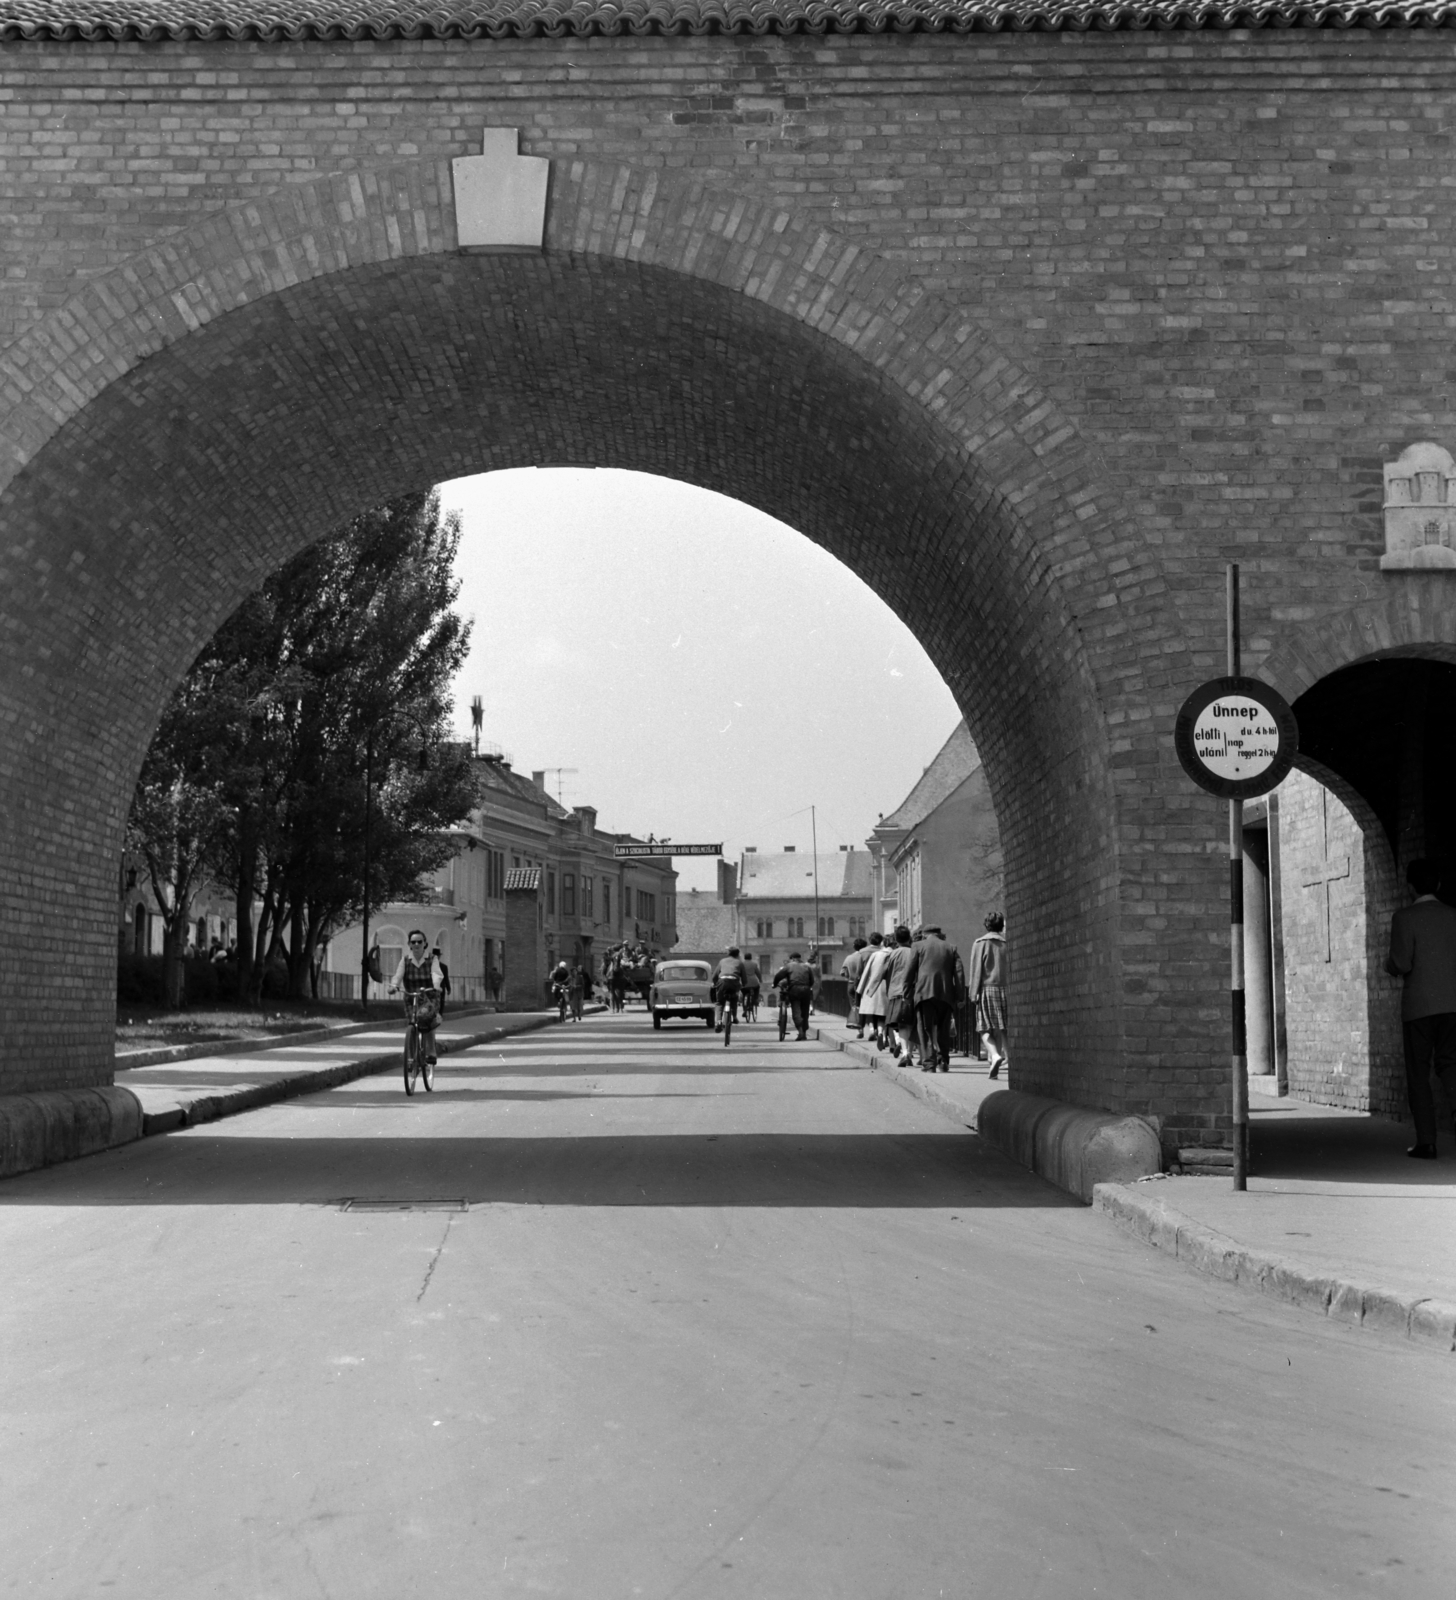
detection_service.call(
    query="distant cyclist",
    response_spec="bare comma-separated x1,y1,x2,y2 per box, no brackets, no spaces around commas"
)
388,930,445,1067
714,946,747,1033
741,951,762,1021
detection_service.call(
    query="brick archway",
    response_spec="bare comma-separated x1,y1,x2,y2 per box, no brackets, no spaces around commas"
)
1255,580,1456,704
0,155,1133,1118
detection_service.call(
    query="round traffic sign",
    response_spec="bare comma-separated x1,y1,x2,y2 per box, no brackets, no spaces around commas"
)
1173,675,1298,800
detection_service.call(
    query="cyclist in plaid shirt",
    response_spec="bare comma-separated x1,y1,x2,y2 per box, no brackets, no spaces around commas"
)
388,930,445,1065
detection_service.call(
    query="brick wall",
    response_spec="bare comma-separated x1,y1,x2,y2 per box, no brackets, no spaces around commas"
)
1279,768,1405,1116
504,883,545,1009
4,30,1456,1152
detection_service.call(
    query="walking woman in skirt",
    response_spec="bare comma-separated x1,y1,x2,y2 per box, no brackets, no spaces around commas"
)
968,911,1009,1079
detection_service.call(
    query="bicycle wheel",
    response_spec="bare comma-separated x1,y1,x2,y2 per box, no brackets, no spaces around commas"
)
778,1004,787,1041
722,1005,732,1046
421,1034,435,1092
403,1025,419,1095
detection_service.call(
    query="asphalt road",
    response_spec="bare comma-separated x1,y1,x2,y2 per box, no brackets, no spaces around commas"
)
4,1013,1452,1599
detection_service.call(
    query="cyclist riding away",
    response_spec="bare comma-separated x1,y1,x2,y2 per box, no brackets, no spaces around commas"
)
741,951,763,1021
714,945,747,1033
388,930,445,1066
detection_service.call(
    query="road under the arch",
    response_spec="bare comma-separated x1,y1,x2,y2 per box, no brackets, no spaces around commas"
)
3,1013,1447,1598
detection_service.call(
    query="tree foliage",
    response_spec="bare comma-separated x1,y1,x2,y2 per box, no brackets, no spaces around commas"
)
127,491,476,1003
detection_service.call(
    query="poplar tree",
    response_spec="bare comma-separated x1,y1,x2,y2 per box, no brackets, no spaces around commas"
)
127,491,475,1005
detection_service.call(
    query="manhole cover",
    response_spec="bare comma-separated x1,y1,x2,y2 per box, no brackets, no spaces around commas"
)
339,1198,469,1213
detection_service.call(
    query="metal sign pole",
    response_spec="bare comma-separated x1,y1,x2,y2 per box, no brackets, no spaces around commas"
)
1227,564,1248,1191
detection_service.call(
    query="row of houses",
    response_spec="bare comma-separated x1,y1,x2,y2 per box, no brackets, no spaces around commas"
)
675,721,1006,975
120,722,999,1005
120,752,678,1008
325,754,677,1004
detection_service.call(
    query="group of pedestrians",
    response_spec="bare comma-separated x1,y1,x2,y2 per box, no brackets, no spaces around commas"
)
842,913,1009,1075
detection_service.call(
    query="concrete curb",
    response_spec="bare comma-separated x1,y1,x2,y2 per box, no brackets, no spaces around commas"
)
0,1087,145,1179
1,1007,592,1180
114,1003,503,1070
1093,1182,1456,1354
814,1026,1160,1202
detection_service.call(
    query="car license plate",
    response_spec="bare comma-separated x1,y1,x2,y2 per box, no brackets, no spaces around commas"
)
675,993,695,1003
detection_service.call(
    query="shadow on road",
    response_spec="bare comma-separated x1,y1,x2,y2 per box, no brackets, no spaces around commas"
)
3,1132,1076,1210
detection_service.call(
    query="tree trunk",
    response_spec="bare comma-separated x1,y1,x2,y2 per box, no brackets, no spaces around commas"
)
161,906,188,1009
233,825,258,1005
248,869,281,1005
286,895,311,999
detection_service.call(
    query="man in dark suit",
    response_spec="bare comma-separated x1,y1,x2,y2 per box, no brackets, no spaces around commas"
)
904,925,966,1074
1385,858,1456,1159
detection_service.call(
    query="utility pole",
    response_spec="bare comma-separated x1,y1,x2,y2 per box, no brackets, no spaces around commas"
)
1228,564,1248,1192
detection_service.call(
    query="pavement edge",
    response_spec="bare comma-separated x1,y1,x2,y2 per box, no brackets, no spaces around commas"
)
1093,1181,1456,1354
0,1008,588,1180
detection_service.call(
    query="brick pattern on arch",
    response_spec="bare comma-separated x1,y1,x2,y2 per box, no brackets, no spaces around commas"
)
0,151,1159,1118
0,250,1132,1128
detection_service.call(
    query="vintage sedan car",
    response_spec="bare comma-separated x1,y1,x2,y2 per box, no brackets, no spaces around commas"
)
649,959,716,1029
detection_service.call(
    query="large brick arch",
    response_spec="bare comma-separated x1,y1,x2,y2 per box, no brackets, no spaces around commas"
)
0,155,1134,1115
1255,580,1456,704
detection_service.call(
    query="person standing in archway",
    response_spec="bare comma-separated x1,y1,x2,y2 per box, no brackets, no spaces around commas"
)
1384,859,1456,1160
969,911,1010,1080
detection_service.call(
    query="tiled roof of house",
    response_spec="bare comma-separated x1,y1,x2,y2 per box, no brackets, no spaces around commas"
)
0,0,1445,41
472,756,570,819
878,721,982,835
737,849,872,901
503,866,541,890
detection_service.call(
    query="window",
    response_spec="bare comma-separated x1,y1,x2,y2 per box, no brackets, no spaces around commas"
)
636,890,656,923
563,873,576,917
817,916,835,938
820,954,833,975
583,876,594,919
756,918,772,940
793,916,804,939
547,871,556,915
603,880,611,925
485,847,505,900
512,854,521,870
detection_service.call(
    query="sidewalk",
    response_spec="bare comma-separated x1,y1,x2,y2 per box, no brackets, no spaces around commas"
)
114,1006,586,1133
813,1017,1456,1353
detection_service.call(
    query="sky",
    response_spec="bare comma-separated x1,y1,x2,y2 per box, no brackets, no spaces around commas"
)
438,468,962,895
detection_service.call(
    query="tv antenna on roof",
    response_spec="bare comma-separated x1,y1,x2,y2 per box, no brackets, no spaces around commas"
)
542,766,579,803
470,695,483,757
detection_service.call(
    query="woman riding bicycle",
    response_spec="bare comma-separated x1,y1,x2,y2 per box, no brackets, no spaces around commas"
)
388,930,445,1065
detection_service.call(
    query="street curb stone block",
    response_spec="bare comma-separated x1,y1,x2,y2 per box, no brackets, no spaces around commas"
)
0,1087,143,1179
1410,1300,1456,1352
978,1089,1161,1203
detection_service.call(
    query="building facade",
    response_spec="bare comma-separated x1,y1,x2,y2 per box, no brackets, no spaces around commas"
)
867,722,1006,961
732,848,873,979
326,755,677,1006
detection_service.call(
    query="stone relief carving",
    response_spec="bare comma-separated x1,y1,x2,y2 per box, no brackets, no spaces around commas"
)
451,128,549,250
1382,442,1456,570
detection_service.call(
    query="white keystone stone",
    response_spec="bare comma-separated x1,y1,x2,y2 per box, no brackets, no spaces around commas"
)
451,129,549,251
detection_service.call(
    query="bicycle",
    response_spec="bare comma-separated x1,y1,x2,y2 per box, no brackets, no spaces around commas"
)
552,980,568,1022
776,985,789,1041
400,988,439,1096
